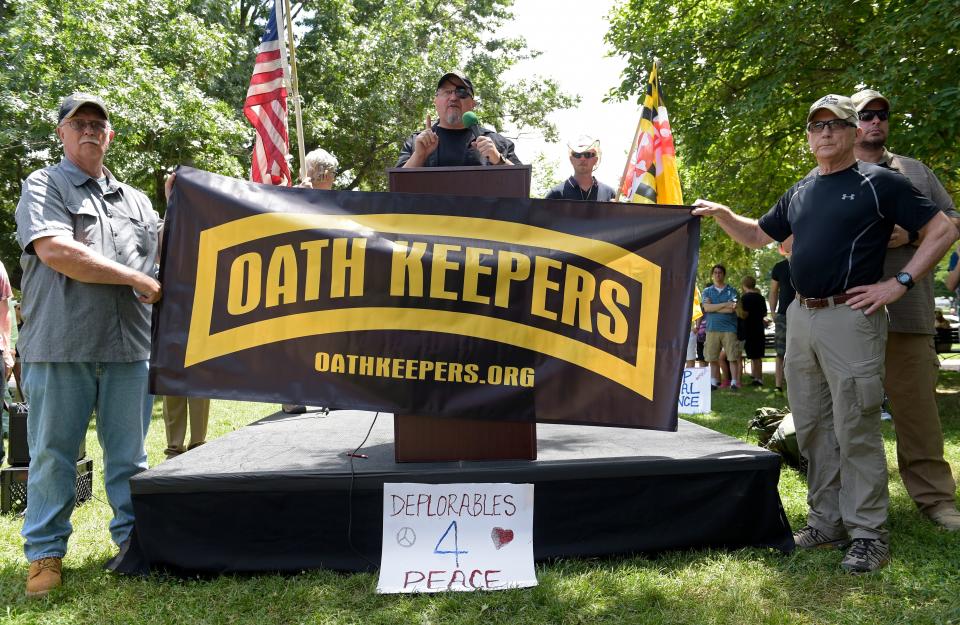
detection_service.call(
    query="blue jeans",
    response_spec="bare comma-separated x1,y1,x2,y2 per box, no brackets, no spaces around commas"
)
21,361,149,561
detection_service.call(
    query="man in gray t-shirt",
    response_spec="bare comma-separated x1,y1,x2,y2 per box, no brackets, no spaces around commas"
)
14,92,161,598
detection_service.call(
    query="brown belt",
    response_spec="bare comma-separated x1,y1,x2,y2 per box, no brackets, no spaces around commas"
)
795,293,854,309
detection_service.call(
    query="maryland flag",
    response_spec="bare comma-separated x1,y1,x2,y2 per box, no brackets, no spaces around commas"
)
619,60,683,205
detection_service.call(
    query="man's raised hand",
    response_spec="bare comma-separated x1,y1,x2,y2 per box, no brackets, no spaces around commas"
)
413,114,438,158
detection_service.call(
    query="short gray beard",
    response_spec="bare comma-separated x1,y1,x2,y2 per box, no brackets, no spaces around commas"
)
444,110,461,125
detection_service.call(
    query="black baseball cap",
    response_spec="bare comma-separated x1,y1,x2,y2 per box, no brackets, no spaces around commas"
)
437,71,474,97
58,92,109,123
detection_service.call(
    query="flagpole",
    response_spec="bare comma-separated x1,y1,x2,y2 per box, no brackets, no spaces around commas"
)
616,113,643,203
281,0,307,182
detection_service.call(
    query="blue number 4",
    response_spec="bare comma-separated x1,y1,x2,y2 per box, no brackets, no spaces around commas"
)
434,520,469,567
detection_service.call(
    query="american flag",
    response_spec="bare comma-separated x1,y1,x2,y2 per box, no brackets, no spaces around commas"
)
244,0,291,186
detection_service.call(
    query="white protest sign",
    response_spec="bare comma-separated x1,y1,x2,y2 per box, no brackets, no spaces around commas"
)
678,367,711,414
377,482,536,594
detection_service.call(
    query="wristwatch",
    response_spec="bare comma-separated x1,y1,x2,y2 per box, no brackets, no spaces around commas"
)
908,230,919,244
895,271,915,290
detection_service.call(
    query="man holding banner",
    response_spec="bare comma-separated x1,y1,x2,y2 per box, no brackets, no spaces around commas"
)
693,94,957,574
15,92,161,597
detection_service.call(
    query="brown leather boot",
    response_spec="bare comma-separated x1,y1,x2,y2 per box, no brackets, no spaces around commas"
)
26,557,62,598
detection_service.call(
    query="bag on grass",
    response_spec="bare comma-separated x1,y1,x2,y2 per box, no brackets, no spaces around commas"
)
747,406,806,473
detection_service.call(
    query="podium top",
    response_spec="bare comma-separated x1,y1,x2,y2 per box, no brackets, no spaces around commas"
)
387,165,532,199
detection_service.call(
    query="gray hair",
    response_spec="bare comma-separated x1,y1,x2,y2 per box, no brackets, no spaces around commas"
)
304,148,338,179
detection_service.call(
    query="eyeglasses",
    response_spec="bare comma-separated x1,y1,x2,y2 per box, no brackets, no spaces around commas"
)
62,119,110,133
436,87,472,100
806,119,856,133
571,151,597,159
858,109,889,122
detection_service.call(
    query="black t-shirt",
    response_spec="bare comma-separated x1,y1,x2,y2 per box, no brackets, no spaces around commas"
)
740,291,767,329
396,124,520,167
737,291,766,341
770,259,796,314
434,127,480,166
758,161,939,298
545,176,617,201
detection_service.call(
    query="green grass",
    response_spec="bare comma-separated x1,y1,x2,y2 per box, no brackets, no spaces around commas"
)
2,374,959,624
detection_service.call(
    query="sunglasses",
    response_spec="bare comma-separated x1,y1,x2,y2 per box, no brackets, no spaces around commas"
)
806,119,856,133
858,109,889,122
571,151,597,159
437,87,472,100
62,119,110,133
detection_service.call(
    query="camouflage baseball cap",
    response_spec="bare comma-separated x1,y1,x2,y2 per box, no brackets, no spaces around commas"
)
850,89,890,112
806,94,858,124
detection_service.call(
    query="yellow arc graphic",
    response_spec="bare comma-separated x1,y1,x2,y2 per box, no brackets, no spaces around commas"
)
185,213,661,399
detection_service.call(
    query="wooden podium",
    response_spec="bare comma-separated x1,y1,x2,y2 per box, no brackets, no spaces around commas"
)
387,165,536,462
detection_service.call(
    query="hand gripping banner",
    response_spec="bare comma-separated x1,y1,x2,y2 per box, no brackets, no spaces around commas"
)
150,167,700,430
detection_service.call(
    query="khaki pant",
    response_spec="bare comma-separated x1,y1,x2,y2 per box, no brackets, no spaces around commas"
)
885,332,957,513
785,301,888,541
704,331,741,362
162,396,210,459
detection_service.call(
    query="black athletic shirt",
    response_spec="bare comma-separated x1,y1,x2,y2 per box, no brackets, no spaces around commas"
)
769,259,796,314
545,176,617,201
758,161,938,299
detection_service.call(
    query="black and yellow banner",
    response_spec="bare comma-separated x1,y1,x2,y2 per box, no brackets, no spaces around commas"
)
150,167,700,430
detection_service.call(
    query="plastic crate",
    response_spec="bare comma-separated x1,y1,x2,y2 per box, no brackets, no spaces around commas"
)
1,459,93,514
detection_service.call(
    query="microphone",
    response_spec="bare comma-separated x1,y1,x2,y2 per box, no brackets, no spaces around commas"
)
462,111,485,163
462,111,480,136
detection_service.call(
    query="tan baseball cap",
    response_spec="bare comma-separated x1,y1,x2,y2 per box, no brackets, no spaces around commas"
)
806,94,858,124
850,89,890,112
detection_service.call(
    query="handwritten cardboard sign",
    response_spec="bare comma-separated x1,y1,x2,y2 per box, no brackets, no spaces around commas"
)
377,483,536,594
677,367,711,414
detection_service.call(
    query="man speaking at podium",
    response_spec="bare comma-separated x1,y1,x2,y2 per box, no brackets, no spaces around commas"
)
397,71,520,168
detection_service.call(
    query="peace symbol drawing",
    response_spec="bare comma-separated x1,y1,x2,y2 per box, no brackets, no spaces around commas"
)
396,526,417,547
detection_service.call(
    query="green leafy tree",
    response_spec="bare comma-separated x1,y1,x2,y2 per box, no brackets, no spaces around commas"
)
607,0,960,275
0,0,574,284
294,0,576,190
0,0,251,283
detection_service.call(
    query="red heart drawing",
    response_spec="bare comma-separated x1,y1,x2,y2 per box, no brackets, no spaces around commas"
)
491,527,514,549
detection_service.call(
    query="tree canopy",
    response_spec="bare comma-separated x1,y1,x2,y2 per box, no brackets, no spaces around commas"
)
607,0,960,285
0,0,574,285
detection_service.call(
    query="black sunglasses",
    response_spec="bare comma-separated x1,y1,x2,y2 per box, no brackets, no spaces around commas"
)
571,151,597,159
858,109,889,122
437,86,472,100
